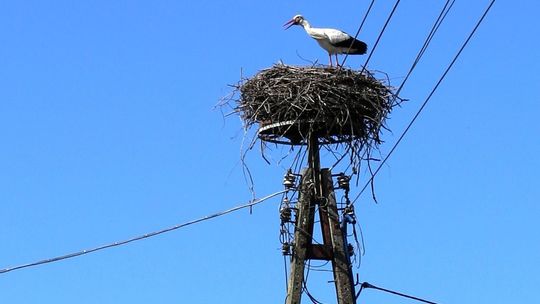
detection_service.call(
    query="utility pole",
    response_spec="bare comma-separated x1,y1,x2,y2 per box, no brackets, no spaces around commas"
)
286,133,356,304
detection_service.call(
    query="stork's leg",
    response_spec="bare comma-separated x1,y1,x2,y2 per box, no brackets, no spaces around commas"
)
328,53,333,67
335,54,340,67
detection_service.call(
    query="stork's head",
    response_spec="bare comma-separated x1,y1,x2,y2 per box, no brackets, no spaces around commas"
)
283,14,305,29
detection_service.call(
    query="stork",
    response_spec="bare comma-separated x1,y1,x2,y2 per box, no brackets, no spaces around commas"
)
284,14,368,67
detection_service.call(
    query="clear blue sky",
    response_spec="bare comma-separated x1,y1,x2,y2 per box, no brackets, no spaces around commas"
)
1,1,538,303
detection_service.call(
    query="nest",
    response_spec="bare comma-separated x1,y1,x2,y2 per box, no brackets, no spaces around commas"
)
219,64,403,199
233,64,399,147
219,64,402,183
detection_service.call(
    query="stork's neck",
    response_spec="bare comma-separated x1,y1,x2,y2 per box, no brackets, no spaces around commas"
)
300,19,312,29
300,19,321,39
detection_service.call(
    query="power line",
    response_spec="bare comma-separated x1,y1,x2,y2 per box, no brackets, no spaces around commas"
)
357,282,439,304
0,190,287,275
352,0,496,205
393,0,456,99
360,0,402,73
341,0,376,67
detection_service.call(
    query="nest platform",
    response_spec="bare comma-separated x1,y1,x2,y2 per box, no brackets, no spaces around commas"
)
235,64,397,146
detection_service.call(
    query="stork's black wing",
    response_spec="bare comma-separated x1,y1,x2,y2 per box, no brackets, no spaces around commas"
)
332,36,368,54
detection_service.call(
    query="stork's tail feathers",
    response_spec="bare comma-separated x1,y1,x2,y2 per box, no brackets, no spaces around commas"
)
333,37,368,55
348,40,367,55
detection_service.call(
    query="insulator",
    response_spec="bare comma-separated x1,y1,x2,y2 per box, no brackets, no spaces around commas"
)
282,243,291,255
283,169,297,189
283,179,294,189
342,204,356,224
337,173,350,190
344,204,355,216
280,206,292,223
347,243,354,257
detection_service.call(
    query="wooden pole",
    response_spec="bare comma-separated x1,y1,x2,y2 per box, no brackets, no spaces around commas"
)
285,168,314,304
286,133,319,304
285,132,356,304
321,169,356,304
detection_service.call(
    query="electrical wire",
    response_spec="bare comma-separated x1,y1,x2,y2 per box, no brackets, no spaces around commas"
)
0,190,287,275
283,255,289,293
351,0,496,205
358,282,439,304
393,0,456,99
303,260,327,304
352,221,365,269
340,0,376,67
360,0,402,73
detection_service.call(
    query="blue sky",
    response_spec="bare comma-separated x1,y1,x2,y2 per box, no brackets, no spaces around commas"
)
1,1,539,303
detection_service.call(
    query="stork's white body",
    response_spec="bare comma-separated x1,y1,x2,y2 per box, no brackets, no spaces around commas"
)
303,25,355,55
285,15,367,66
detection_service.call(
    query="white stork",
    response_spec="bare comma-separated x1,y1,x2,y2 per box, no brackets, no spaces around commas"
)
284,14,368,67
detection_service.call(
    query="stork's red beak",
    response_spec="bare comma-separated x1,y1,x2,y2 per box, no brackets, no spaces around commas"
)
283,19,296,30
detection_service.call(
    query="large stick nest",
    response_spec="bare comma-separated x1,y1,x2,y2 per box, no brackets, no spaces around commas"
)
219,64,404,197
231,64,399,147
